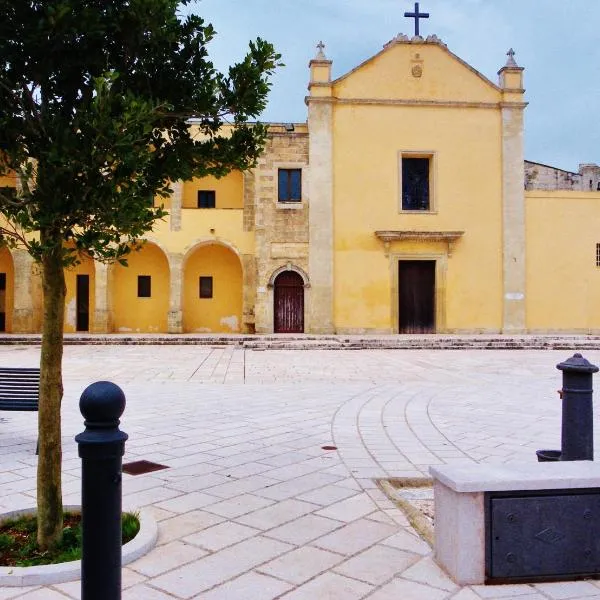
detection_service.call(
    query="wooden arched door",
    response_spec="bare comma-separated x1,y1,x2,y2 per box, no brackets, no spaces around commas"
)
274,271,304,333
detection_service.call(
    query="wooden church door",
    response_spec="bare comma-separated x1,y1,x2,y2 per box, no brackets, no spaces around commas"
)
398,260,435,333
274,271,304,333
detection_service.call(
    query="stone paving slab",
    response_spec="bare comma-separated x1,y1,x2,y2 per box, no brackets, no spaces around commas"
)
0,346,599,598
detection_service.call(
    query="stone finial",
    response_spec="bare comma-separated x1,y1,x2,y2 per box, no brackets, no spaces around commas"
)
505,48,519,67
384,33,409,48
315,41,327,60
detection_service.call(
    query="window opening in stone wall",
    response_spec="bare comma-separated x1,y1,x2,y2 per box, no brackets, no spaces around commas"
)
402,157,430,210
137,275,151,298
0,273,5,332
596,244,600,267
197,190,216,208
199,276,213,298
278,169,302,202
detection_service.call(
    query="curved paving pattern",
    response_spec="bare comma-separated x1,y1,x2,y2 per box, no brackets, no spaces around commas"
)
0,346,599,598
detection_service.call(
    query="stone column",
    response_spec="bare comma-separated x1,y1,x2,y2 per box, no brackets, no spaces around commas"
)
170,181,183,232
93,262,111,332
307,43,334,333
12,249,36,332
499,50,527,333
167,253,183,333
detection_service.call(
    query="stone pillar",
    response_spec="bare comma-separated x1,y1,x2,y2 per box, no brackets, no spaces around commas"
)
12,249,36,332
499,50,527,333
170,181,183,232
93,262,111,332
307,42,334,333
167,253,183,333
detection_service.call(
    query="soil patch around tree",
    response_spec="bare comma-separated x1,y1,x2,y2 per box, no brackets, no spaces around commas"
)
377,477,434,547
0,511,139,567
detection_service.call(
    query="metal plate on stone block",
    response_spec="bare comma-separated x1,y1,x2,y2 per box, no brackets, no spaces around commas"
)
486,489,600,582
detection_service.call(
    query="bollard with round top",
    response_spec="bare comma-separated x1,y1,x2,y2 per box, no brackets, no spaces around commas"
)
75,381,128,600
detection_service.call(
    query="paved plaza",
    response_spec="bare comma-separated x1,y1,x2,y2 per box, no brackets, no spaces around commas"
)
1,344,600,599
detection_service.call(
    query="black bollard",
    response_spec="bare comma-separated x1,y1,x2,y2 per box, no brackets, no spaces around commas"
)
75,381,128,600
557,353,598,461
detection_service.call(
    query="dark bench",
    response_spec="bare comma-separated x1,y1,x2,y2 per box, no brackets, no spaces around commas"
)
0,367,40,452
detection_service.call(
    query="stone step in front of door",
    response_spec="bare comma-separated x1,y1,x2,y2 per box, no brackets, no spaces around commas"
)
2,333,600,349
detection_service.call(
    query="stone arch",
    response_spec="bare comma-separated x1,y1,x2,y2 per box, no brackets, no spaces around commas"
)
182,237,243,268
182,242,243,333
111,241,170,333
0,247,14,332
267,263,310,288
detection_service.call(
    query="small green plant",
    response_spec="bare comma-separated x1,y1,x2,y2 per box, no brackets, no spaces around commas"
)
0,511,140,567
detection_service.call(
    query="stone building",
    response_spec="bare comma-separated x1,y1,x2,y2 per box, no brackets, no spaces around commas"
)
1,32,600,335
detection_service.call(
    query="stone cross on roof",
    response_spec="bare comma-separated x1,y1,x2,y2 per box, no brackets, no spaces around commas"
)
404,2,429,37
315,41,327,60
505,48,519,67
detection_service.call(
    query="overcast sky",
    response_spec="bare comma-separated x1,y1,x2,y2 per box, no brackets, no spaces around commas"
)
182,1,600,172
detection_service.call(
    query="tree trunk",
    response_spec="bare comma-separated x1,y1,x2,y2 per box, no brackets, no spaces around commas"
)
37,245,66,549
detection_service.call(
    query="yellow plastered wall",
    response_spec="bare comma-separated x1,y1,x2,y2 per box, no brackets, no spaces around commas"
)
331,43,504,333
112,242,169,333
64,254,95,333
526,191,600,331
0,248,14,332
183,244,242,333
0,174,16,188
183,172,244,209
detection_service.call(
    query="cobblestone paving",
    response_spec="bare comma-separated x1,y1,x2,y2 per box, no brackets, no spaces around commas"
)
0,345,599,599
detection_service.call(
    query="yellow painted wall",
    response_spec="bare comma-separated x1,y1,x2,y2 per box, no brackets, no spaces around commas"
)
0,248,14,332
331,44,504,333
183,244,242,333
183,171,244,209
64,253,95,333
150,208,254,256
0,174,16,188
526,191,600,331
334,43,500,103
111,242,169,333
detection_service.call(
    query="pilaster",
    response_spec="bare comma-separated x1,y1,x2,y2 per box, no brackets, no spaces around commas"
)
499,50,527,333
307,43,334,333
170,181,183,232
92,261,111,332
12,249,36,332
167,252,183,333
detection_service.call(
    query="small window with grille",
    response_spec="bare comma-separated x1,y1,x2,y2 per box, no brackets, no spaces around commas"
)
596,244,600,267
197,190,216,208
137,275,151,298
199,276,213,298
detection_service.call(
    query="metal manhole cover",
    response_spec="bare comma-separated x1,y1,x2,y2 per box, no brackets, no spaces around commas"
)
122,460,169,476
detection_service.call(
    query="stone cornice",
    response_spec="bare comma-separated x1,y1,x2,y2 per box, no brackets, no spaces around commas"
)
306,96,503,110
375,230,465,257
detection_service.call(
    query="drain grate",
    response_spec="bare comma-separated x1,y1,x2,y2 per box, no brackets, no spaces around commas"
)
122,460,169,476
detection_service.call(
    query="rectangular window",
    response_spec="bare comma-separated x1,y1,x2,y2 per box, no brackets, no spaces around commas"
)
199,276,213,298
278,168,302,202
137,275,151,298
596,244,600,267
197,190,216,208
402,157,430,211
0,273,6,291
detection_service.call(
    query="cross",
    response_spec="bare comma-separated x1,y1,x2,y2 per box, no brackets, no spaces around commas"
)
404,2,429,37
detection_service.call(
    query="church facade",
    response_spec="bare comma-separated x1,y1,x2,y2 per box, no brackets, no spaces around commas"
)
1,33,599,335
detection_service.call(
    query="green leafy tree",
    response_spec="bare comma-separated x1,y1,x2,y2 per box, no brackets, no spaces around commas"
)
0,0,279,548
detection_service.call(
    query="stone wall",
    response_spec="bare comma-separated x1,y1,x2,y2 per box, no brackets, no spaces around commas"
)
525,160,600,191
251,127,310,333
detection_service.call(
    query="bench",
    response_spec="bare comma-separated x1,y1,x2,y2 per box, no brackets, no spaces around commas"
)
0,367,40,452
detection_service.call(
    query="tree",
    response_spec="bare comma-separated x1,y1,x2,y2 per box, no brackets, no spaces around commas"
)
0,0,280,548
